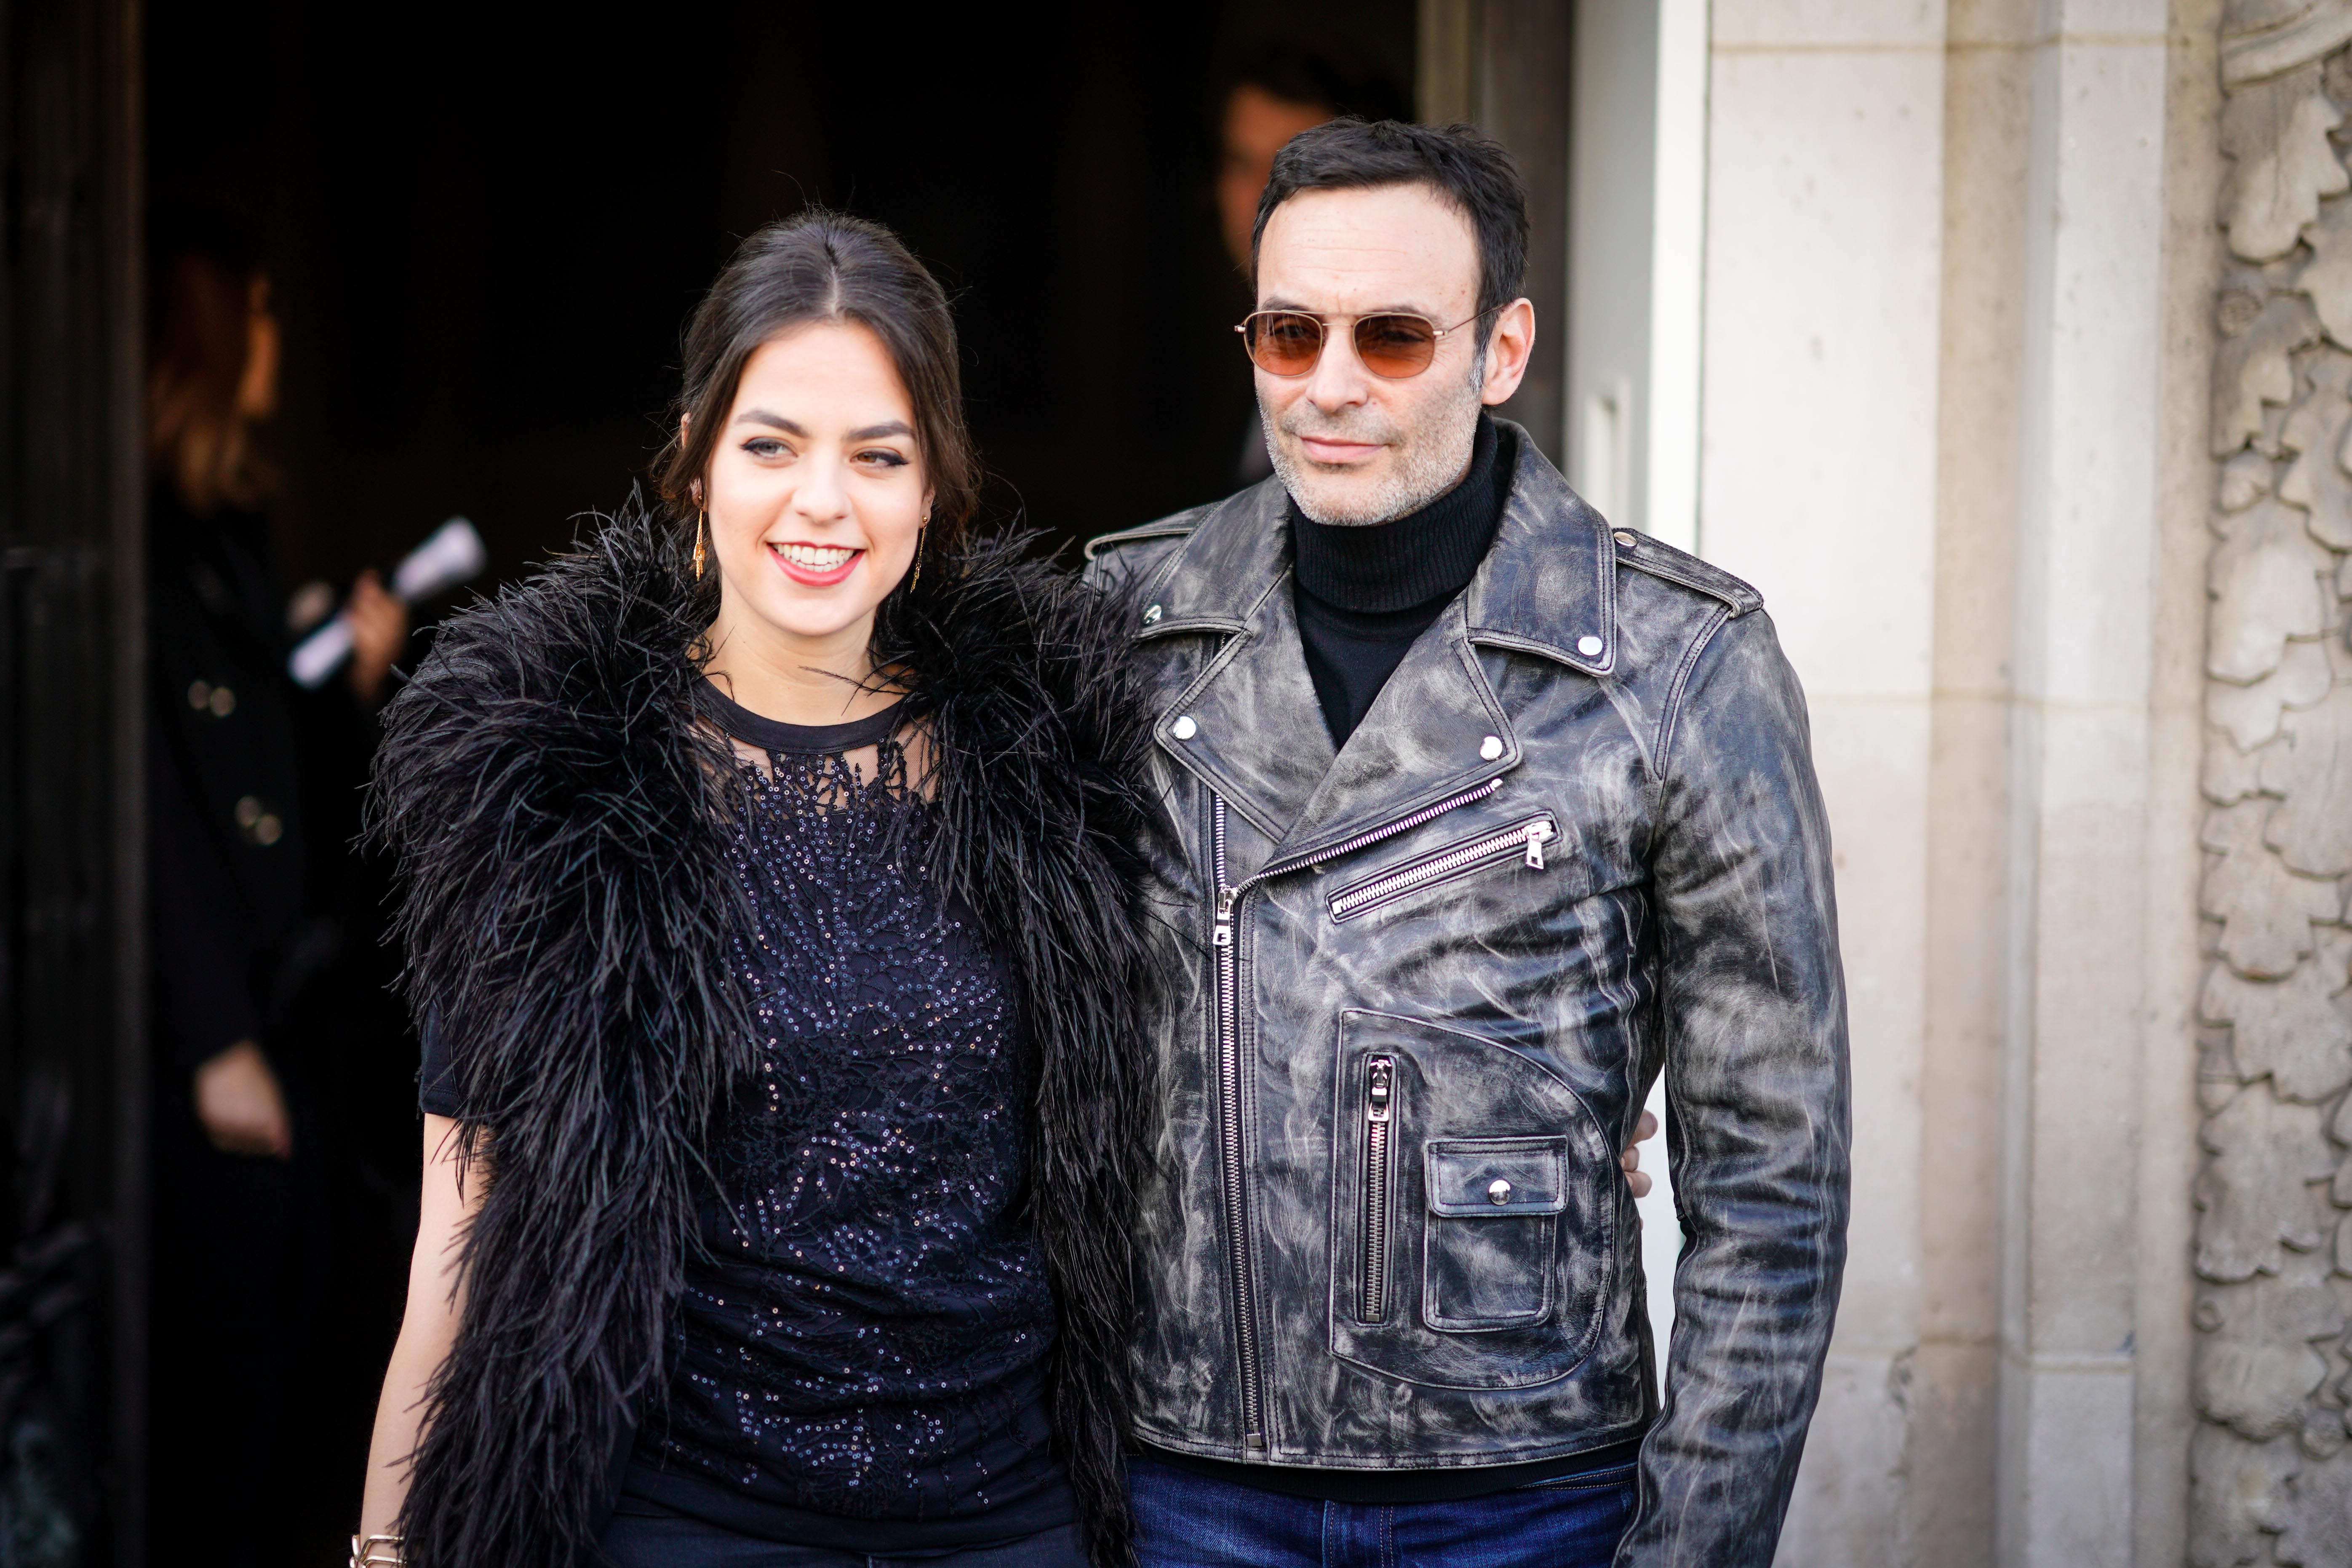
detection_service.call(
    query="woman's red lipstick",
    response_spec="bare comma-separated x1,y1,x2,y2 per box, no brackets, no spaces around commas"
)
769,542,864,588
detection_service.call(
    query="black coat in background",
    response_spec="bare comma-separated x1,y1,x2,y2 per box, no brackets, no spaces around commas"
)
147,482,316,1074
146,481,424,1565
144,479,325,1568
370,506,1162,1568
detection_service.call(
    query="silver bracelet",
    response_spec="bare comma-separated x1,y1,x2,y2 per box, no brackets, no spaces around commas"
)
350,1533,403,1567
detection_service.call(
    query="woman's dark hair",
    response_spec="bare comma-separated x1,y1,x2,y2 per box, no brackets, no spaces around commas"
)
147,206,270,512
1252,118,1529,321
657,211,980,559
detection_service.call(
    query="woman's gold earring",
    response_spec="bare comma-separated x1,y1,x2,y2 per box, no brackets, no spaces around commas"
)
694,509,707,580
910,516,928,593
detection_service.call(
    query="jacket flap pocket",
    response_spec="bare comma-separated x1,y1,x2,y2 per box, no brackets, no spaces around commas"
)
1424,1137,1568,1218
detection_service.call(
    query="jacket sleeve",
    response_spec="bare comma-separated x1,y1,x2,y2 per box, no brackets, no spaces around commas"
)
1618,607,1850,1568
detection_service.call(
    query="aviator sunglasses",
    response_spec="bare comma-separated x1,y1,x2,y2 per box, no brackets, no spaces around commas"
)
1235,306,1495,379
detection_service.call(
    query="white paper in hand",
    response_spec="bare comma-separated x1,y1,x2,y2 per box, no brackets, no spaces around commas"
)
391,517,488,602
288,617,355,689
288,516,486,689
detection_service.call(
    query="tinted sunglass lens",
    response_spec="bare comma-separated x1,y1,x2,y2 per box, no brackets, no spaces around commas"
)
1248,313,1324,376
1354,315,1439,377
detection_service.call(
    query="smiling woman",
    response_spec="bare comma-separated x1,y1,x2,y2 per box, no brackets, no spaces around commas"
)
654,218,982,732
356,212,1162,1568
687,326,931,726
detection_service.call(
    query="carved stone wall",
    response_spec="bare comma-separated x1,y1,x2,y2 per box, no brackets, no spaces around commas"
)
2194,5,2352,1563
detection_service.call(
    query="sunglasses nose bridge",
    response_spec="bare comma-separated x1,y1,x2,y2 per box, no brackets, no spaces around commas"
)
1305,322,1377,404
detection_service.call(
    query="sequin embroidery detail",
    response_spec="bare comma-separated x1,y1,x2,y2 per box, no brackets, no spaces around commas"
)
638,733,1059,1524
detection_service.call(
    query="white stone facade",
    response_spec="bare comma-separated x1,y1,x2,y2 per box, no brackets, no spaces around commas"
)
1556,0,2352,1559
2183,5,2352,1564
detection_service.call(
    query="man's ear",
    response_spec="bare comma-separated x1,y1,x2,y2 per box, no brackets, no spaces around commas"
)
1478,299,1537,407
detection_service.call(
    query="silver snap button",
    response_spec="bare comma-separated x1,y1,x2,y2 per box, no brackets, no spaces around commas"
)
1576,635,1604,657
1143,603,1163,625
1488,1178,1513,1205
1171,715,1198,741
1613,530,1637,547
1479,735,1503,761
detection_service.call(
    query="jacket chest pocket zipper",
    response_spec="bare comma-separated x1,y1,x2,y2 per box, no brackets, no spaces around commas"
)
1360,1055,1396,1322
1327,815,1558,923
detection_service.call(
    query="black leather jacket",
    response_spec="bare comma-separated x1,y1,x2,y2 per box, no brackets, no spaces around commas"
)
1085,427,1850,1564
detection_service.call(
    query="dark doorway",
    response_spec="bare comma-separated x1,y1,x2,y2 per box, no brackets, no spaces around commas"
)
0,0,144,1563
148,3,1417,591
142,4,1414,1560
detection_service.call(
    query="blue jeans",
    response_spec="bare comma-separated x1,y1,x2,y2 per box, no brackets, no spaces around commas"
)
1129,1453,1636,1568
598,1501,1087,1567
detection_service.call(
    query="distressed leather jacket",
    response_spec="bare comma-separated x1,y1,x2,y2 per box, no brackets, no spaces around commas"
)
1084,427,1850,1565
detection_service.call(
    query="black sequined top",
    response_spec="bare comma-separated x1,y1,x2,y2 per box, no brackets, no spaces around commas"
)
424,683,1072,1550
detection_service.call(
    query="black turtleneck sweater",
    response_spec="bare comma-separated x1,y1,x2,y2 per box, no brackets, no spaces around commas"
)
1291,414,1508,745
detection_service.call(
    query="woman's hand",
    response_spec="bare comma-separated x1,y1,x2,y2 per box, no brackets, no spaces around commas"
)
194,1039,292,1158
1622,1107,1660,1199
346,570,411,705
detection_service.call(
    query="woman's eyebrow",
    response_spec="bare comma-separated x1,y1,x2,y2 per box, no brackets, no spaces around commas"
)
730,412,908,442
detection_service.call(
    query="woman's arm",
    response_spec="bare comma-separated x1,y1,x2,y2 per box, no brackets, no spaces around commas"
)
359,1115,483,1542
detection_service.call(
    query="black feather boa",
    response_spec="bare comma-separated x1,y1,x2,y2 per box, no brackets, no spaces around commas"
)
371,504,1159,1567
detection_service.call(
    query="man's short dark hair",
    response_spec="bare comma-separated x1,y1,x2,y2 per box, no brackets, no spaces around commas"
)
1252,118,1529,321
1222,40,1414,126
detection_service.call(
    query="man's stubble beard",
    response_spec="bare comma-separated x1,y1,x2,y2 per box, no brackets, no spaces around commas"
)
1262,354,1486,527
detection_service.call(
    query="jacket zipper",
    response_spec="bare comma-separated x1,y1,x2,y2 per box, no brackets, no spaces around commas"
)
1210,794,1268,1450
1274,777,1504,879
1360,1055,1395,1323
1203,777,1508,1449
1327,815,1558,922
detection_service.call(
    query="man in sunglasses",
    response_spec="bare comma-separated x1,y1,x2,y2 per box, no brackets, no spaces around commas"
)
1087,118,1848,1568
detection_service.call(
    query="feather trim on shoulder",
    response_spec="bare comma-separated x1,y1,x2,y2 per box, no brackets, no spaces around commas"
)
372,503,753,1568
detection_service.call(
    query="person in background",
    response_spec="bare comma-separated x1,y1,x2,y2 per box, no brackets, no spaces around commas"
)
144,208,409,1567
1212,42,1412,486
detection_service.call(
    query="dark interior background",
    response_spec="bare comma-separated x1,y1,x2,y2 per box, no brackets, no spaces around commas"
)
148,2,1417,594
141,3,1414,1554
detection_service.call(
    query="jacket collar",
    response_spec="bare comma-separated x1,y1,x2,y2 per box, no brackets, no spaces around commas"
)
1461,425,1619,678
1136,422,1616,871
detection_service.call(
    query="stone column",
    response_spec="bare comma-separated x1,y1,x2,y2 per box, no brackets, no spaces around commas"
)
2187,4,2352,1564
1703,3,2200,1563
1996,7,2176,1566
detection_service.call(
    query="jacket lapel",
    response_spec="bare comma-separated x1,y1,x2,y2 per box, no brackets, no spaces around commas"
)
1139,481,1334,852
1140,427,1619,871
1271,593,1518,865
